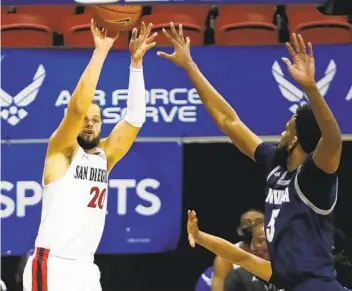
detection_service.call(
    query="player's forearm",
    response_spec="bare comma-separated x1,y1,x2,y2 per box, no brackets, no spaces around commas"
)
197,231,272,281
69,49,108,115
123,59,146,128
197,231,248,265
184,62,240,130
303,84,341,147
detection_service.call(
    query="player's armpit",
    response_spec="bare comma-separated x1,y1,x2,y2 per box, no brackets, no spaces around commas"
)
296,154,337,211
101,120,140,172
197,231,272,282
253,142,278,174
211,256,233,291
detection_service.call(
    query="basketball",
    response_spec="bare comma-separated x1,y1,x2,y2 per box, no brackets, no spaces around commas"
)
90,5,142,31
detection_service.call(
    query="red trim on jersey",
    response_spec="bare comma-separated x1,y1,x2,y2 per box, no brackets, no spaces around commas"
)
31,250,39,291
42,248,49,291
32,248,50,291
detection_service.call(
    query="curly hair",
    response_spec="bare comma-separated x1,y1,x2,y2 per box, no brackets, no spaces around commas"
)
295,103,321,153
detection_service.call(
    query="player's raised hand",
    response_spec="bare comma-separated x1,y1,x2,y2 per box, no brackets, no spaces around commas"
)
157,22,193,68
129,22,157,65
187,210,199,248
281,33,316,88
90,19,119,53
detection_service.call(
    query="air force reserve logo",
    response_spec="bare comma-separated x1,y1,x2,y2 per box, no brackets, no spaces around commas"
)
272,59,337,114
0,55,46,126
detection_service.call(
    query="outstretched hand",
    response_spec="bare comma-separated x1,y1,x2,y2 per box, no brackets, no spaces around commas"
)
90,19,119,53
157,22,193,68
129,22,157,65
281,33,316,88
187,210,199,248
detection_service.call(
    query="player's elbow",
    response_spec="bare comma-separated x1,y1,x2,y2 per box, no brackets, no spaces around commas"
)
229,250,250,266
314,154,340,174
68,84,92,117
67,98,87,118
314,140,342,173
327,135,342,151
321,121,342,149
221,119,243,139
218,116,238,133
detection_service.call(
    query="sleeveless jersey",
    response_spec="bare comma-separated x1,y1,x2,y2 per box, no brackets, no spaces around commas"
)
255,142,342,291
265,165,338,290
35,146,108,259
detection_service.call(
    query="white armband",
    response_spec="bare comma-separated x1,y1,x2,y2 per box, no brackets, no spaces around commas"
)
124,66,146,128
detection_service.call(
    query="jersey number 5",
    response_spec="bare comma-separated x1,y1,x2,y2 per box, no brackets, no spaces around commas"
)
266,209,280,242
87,187,106,209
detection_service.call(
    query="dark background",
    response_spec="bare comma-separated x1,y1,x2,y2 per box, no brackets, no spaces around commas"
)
2,141,352,291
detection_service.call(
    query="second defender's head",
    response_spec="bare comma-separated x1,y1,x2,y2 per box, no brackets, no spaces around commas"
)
237,209,264,245
251,223,269,261
274,103,321,168
77,101,103,150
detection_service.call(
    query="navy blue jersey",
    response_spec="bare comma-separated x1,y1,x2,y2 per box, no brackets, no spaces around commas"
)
254,142,344,291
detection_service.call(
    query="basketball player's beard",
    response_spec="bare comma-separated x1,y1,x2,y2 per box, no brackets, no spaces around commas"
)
77,135,101,150
272,144,290,170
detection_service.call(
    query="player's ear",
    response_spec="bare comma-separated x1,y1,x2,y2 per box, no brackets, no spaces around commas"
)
288,136,298,151
237,227,243,236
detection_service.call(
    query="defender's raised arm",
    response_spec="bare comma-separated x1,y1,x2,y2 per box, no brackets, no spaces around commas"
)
157,22,262,161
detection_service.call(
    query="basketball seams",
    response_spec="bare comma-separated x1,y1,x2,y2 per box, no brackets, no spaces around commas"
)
95,5,141,15
90,5,142,31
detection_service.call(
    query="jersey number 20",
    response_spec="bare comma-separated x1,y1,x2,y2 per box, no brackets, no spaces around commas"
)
87,187,106,209
266,209,280,242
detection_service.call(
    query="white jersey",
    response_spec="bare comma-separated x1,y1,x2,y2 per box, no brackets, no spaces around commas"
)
35,146,108,259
